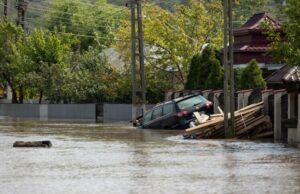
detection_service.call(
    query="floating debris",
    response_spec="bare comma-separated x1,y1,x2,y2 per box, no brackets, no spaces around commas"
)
13,141,52,148
183,102,273,139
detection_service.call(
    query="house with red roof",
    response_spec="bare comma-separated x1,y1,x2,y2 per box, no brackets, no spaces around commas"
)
232,12,284,72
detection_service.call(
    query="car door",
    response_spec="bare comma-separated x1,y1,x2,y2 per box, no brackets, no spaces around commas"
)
149,106,163,129
160,103,177,129
142,110,153,128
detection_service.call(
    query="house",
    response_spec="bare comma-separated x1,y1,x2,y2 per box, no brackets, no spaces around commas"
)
265,65,293,89
232,12,284,75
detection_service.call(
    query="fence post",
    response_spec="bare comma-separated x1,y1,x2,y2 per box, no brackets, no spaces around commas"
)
288,92,296,119
39,104,48,121
213,90,223,114
262,89,273,115
165,90,173,101
274,89,287,141
202,90,212,99
237,89,252,110
297,94,300,148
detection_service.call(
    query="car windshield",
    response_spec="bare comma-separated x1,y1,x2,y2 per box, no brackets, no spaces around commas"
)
177,95,207,110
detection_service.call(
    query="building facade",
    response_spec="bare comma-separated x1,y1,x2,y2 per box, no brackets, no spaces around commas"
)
232,12,284,73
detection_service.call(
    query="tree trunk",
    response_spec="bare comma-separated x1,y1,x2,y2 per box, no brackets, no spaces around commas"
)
19,87,24,104
12,89,18,104
39,90,43,104
176,63,185,86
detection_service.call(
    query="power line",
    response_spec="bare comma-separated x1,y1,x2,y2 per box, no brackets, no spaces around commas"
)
66,0,117,8
24,17,127,36
20,19,129,42
26,5,127,20
25,9,128,24
27,1,127,18
1,2,126,22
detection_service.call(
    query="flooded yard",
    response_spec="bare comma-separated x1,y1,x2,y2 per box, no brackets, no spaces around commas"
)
0,117,300,194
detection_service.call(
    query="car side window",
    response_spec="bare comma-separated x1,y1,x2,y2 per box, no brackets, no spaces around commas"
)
143,111,152,123
152,106,162,120
163,103,173,116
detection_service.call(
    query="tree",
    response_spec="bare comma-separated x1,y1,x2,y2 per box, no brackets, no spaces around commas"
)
264,0,300,66
185,54,201,90
185,46,223,90
0,20,24,103
65,48,121,103
233,0,286,27
116,0,223,88
41,0,126,51
239,59,266,89
21,29,73,103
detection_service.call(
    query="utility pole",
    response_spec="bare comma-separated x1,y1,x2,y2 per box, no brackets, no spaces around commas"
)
16,0,28,29
130,1,137,120
3,0,7,18
223,0,235,138
229,0,235,136
129,0,146,120
223,0,229,136
137,0,146,114
16,0,28,104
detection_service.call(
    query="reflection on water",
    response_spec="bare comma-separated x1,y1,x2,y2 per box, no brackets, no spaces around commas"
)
0,118,300,194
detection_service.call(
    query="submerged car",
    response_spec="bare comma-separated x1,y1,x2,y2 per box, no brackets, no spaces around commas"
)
134,94,213,129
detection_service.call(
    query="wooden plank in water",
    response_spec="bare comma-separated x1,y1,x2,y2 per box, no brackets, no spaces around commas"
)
13,141,52,148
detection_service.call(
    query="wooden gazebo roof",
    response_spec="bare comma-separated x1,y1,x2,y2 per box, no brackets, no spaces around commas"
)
234,12,281,36
266,65,292,85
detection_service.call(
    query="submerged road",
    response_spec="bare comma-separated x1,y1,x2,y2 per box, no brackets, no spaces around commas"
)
0,118,300,194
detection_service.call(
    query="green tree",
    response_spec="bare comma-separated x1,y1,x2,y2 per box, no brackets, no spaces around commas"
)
185,54,201,90
65,48,121,103
264,0,300,66
42,0,126,51
21,29,73,103
239,59,266,89
233,0,286,27
0,20,24,103
185,46,223,90
116,0,223,88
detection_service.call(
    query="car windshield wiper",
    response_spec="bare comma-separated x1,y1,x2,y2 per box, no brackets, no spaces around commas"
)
193,102,202,106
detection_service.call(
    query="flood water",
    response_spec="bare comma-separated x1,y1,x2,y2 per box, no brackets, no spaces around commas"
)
0,117,300,194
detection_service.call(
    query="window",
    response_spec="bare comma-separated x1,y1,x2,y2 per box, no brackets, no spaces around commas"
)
163,103,174,116
177,95,207,110
152,106,162,120
143,111,152,123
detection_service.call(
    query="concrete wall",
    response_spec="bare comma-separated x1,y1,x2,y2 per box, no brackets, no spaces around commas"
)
103,104,132,122
103,103,155,122
0,104,40,118
48,104,96,120
0,103,156,122
0,103,96,121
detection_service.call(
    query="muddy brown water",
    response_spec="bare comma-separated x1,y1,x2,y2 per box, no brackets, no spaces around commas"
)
0,117,300,194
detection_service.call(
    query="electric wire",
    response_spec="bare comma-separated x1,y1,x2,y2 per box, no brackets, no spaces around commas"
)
23,17,129,42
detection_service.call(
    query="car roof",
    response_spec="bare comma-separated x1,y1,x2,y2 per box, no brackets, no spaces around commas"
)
154,94,201,107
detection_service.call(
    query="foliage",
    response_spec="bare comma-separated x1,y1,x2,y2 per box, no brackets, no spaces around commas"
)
108,0,189,11
65,49,121,103
116,63,174,104
116,0,223,89
263,0,300,66
0,20,24,103
22,31,120,103
0,20,122,104
233,0,286,27
40,0,126,51
234,68,244,90
239,59,266,90
20,28,73,103
185,46,223,90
